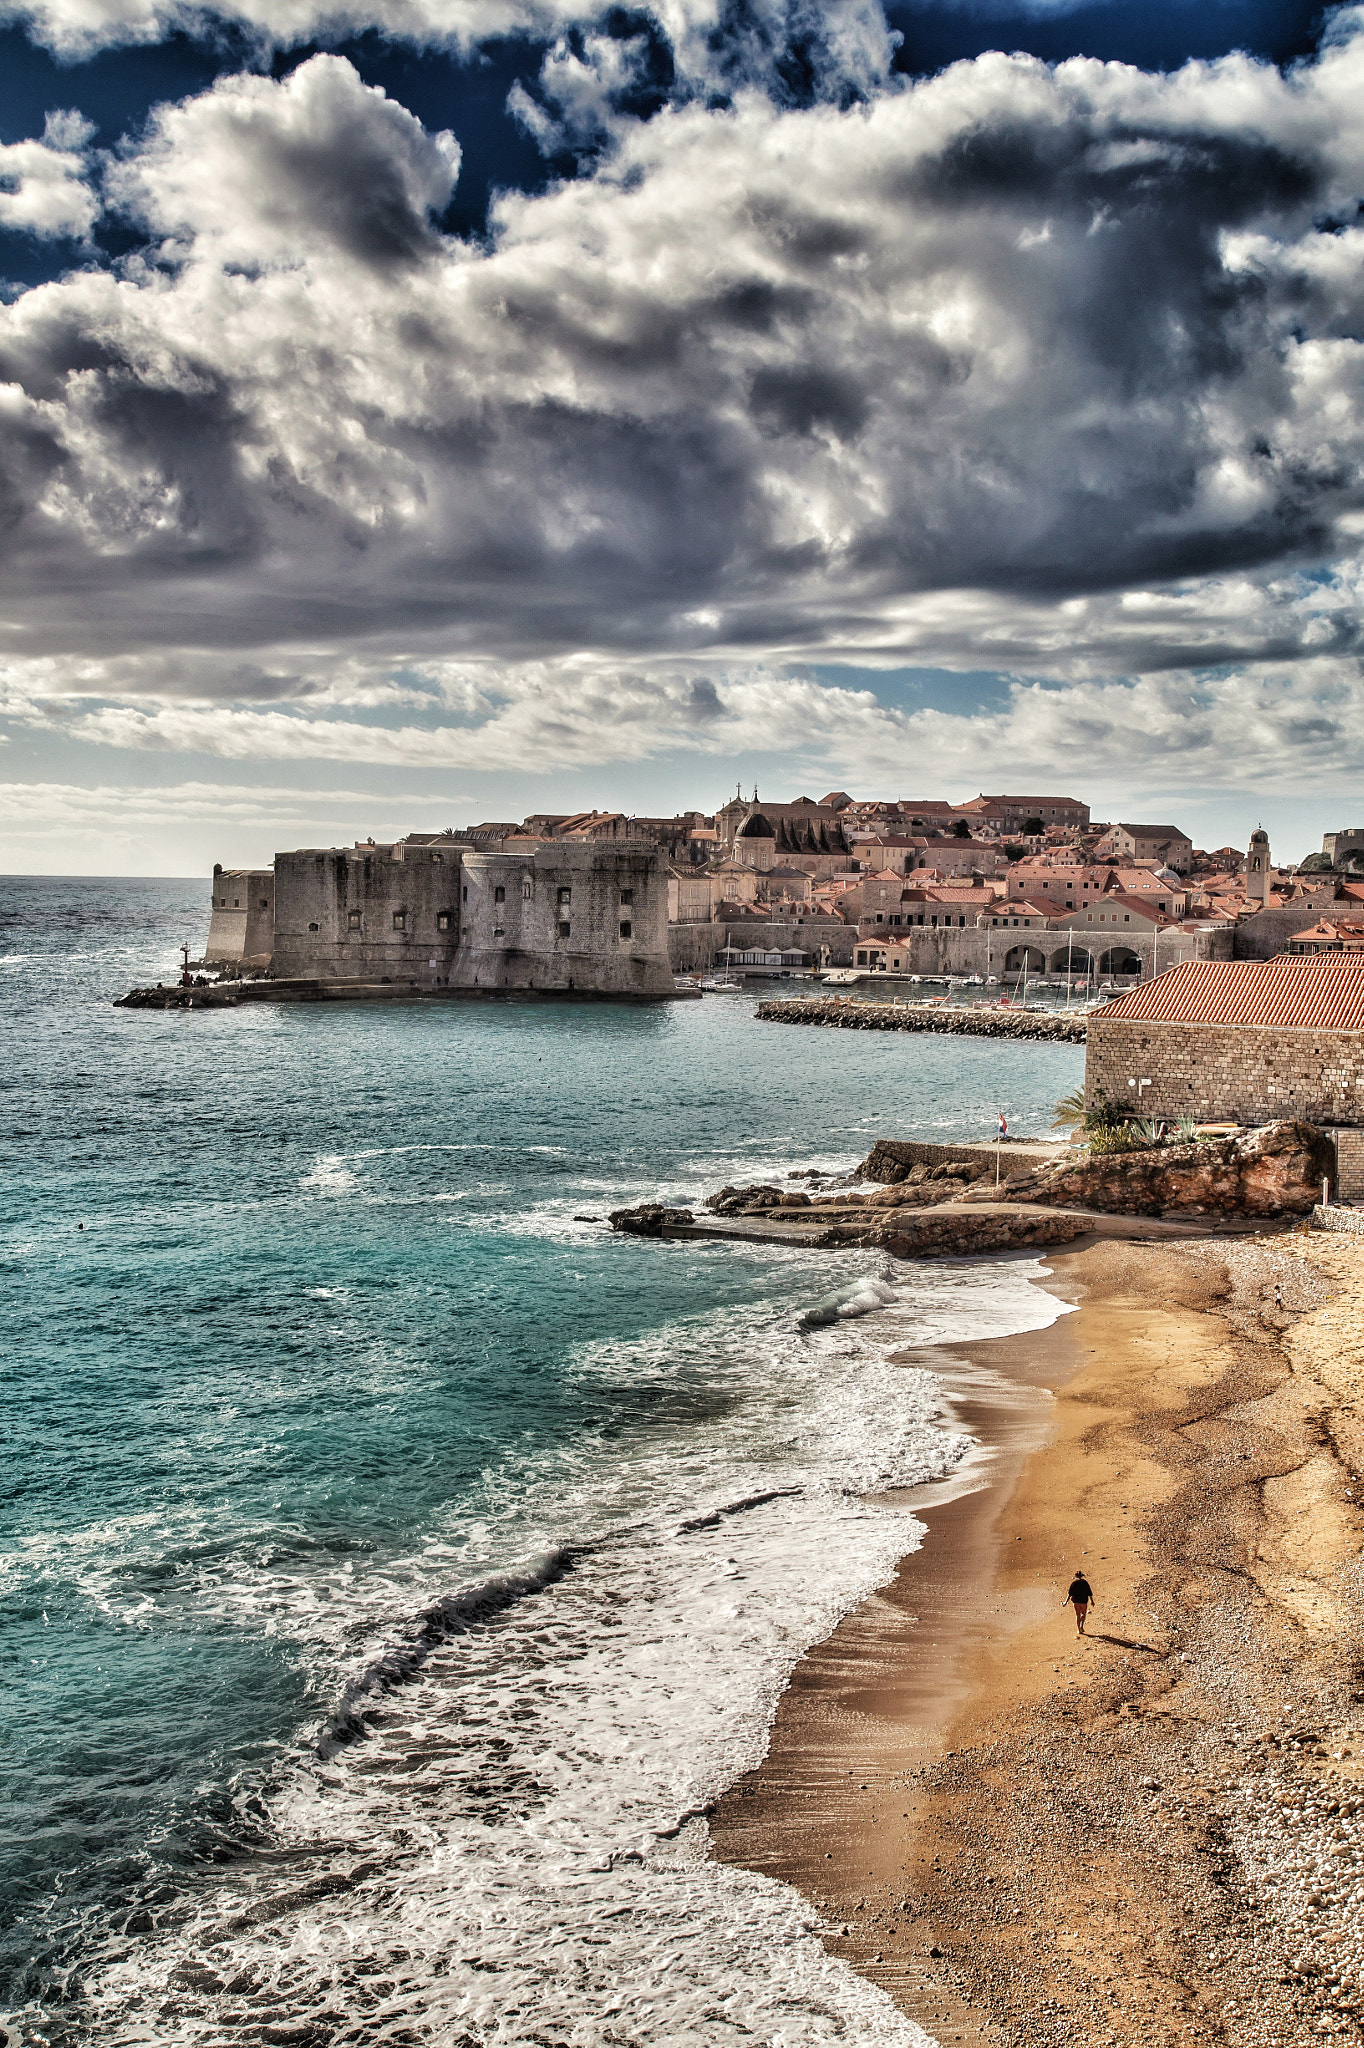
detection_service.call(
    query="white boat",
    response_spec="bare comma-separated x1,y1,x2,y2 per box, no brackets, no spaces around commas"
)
702,977,742,993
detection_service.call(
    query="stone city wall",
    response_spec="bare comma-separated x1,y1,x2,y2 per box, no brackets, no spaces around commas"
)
851,922,1233,979
270,844,462,984
1232,898,1343,959
205,867,275,970
666,917,854,972
1086,1017,1364,1128
265,841,672,996
453,844,671,996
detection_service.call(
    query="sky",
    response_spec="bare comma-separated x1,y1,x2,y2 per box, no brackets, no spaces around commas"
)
0,0,1361,872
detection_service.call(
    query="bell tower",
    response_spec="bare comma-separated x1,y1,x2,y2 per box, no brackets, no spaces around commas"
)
1246,826,1271,907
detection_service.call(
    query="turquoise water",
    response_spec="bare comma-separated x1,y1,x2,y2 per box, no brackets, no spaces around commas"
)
0,878,1082,2045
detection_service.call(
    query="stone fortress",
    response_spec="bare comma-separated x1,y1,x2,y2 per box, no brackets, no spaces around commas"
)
196,797,1364,1001
204,829,674,999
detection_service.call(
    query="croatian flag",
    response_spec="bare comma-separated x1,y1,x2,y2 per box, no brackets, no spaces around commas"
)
998,1114,1008,1138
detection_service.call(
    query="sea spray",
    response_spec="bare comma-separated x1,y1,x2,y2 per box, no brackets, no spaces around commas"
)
1,877,1082,2041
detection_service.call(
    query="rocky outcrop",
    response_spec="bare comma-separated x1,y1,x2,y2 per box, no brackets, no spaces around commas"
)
608,1203,696,1236
756,998,1086,1042
706,1168,997,1218
878,1210,1087,1257
979,1120,1334,1218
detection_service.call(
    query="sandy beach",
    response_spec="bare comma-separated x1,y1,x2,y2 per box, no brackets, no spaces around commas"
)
712,1229,1364,2046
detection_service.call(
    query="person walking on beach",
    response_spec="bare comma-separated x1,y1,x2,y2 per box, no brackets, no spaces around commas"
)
1065,1572,1094,1635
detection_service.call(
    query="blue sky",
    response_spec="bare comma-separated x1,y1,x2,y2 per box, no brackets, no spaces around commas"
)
0,0,1360,870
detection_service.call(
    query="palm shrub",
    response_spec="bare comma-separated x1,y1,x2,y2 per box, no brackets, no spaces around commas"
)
1051,1088,1087,1133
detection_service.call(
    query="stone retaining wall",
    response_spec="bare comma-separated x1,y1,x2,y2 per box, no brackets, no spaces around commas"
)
1311,1204,1364,1237
858,1137,1067,1183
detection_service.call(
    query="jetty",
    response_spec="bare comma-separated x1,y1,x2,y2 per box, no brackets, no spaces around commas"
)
755,996,1087,1042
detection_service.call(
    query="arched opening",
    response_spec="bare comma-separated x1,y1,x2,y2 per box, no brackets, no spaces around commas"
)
1049,947,1092,977
1100,947,1143,977
1003,945,1046,973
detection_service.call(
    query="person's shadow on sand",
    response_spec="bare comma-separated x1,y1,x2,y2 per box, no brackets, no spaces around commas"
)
1083,1631,1163,1653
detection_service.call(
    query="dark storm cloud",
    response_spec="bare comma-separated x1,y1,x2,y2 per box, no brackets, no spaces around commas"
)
0,24,1361,786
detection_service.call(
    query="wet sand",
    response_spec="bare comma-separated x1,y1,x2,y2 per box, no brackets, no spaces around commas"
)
712,1233,1364,2047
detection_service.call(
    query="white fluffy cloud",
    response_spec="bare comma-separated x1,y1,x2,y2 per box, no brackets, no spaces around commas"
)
10,647,1364,812
2,27,1364,804
0,0,896,87
106,60,460,270
0,110,97,241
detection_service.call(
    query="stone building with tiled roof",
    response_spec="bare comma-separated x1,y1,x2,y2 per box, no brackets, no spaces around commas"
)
1086,957,1364,1127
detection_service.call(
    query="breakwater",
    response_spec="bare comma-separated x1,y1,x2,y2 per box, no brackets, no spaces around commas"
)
755,997,1087,1043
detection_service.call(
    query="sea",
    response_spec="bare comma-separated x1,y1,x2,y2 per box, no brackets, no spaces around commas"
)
0,877,1084,2047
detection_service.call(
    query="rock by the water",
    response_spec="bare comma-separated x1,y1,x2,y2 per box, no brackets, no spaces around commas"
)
878,1210,1086,1257
704,1184,785,1216
979,1119,1333,1218
608,1203,696,1236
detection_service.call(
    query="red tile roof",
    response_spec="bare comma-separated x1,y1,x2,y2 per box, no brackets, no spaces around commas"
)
1097,957,1364,1031
1289,920,1364,948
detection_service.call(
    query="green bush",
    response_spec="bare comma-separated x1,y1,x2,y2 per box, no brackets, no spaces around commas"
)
1087,1122,1145,1155
1085,1091,1136,1133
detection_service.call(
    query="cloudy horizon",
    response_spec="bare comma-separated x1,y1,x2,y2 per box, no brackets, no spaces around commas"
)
0,0,1361,871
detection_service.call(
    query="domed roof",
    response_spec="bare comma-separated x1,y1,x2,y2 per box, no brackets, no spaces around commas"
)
737,811,776,839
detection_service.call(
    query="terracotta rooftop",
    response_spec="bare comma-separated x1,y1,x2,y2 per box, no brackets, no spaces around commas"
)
1097,957,1364,1031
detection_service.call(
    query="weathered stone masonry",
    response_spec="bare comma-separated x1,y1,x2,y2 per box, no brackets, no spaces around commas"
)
206,867,274,971
237,837,674,998
1086,1017,1364,1127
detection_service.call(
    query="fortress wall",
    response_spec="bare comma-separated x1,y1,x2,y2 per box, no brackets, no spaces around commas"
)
206,868,274,968
258,839,672,995
452,844,672,996
1233,897,1342,959
1086,1016,1364,1127
270,845,463,983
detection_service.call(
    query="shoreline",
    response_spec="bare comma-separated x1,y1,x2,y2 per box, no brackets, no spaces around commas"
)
711,1231,1364,2046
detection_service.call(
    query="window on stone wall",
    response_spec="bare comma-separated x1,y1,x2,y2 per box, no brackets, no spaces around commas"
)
348,910,361,930
558,887,572,907
620,889,633,906
558,920,571,938
462,885,468,902
522,879,533,900
308,921,320,932
620,921,632,938
494,886,505,905
437,911,453,932
392,911,406,931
